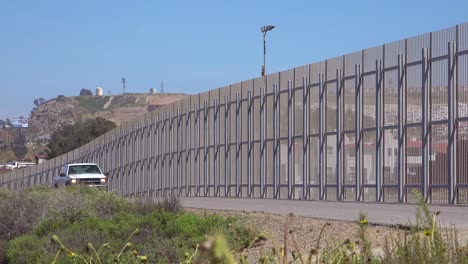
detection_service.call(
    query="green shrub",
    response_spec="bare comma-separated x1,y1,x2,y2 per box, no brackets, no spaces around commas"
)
0,188,46,241
3,186,254,263
6,234,49,264
29,211,252,263
4,186,468,263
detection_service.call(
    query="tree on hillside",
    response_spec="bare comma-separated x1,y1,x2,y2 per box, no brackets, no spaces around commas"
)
12,129,27,160
33,98,45,108
80,89,93,96
46,117,116,159
31,97,46,116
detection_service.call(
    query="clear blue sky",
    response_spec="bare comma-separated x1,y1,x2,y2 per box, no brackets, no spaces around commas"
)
1,0,467,119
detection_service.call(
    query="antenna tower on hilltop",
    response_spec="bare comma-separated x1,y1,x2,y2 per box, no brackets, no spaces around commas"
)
122,77,126,95
160,81,164,93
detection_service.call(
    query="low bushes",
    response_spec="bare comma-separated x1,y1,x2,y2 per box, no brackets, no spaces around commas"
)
0,186,254,263
1,186,467,263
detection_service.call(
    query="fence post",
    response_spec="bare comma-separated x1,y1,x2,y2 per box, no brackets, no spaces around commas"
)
422,48,430,202
319,73,326,200
356,64,363,202
448,41,458,204
204,101,209,196
398,53,407,203
303,74,310,199
260,86,266,198
225,95,230,197
195,104,200,196
177,109,182,196
273,84,280,198
376,59,384,202
236,94,241,197
185,106,191,196
287,80,293,199
248,90,253,197
337,69,344,201
214,98,219,196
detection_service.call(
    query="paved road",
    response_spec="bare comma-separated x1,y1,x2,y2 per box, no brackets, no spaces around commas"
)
181,198,468,230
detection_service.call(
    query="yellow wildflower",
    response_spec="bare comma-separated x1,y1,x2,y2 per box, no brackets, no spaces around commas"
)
422,230,432,237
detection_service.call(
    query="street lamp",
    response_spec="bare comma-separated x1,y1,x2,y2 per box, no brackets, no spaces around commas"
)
261,25,275,76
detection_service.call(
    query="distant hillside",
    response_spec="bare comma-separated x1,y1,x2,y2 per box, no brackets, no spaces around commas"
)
28,93,188,138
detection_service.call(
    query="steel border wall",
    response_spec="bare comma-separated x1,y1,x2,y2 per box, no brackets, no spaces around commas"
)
2,23,468,204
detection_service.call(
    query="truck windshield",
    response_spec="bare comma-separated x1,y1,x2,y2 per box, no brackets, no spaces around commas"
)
68,165,101,175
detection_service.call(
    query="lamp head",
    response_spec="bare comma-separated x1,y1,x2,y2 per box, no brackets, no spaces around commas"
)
261,25,275,33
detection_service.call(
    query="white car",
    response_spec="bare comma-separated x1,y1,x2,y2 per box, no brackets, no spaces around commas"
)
54,163,108,189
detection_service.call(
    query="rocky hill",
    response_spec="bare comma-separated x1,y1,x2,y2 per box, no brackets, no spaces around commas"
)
29,93,188,138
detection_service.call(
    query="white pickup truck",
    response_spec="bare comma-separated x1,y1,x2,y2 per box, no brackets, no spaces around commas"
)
53,163,108,189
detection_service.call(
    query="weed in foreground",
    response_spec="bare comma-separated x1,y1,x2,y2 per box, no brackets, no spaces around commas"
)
50,229,147,264
379,190,467,264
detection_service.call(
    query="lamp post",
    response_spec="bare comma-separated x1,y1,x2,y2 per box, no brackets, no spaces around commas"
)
261,25,275,76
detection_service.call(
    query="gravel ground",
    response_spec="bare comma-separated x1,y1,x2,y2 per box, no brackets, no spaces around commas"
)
186,208,468,262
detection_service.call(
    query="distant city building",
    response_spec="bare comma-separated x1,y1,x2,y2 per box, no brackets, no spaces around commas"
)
11,117,28,128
